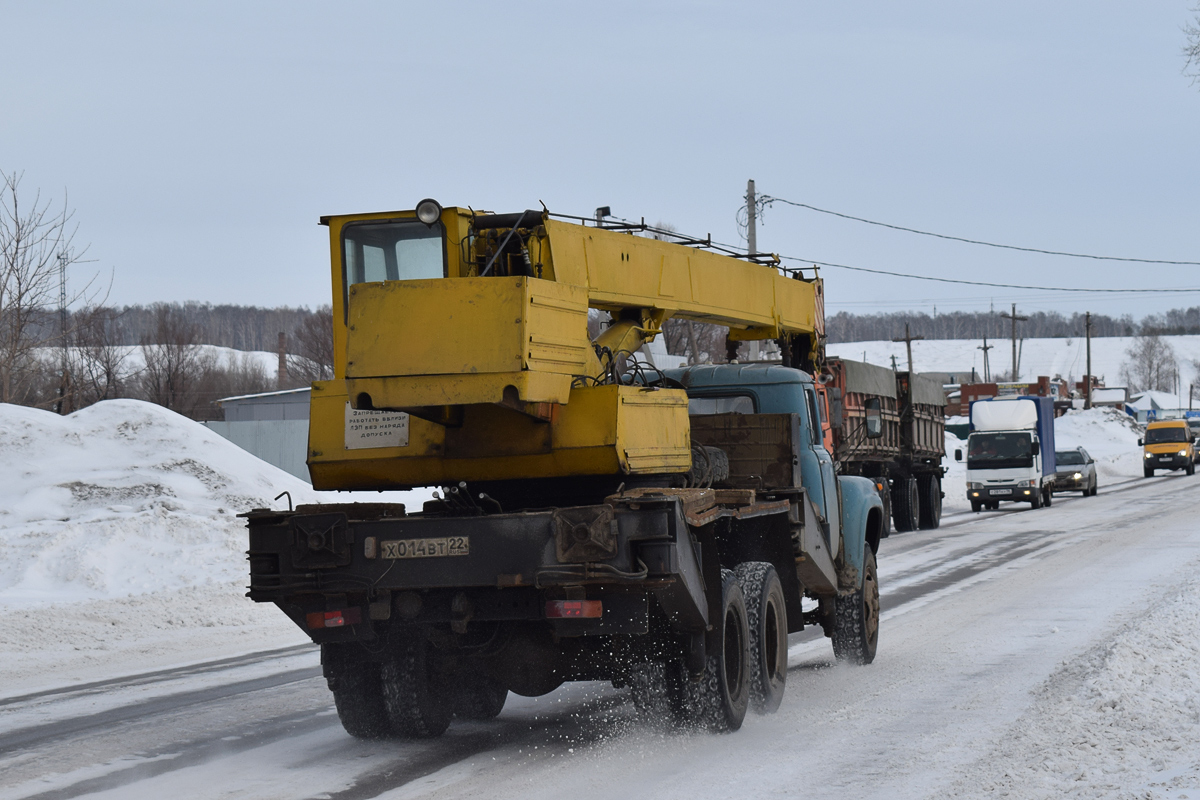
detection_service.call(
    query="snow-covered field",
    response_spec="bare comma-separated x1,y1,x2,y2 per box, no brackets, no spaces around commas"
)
4,397,1200,799
828,334,1200,398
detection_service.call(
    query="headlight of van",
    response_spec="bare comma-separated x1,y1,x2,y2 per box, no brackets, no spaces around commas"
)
1180,450,1190,457
1145,453,1154,459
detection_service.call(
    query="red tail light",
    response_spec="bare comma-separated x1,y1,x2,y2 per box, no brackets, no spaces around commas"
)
306,607,363,629
545,600,602,619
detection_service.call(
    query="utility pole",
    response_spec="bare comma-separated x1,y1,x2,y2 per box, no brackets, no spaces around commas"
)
997,304,1028,382
890,354,898,371
892,322,924,374
977,336,994,383
54,252,69,415
746,180,760,361
1084,311,1093,410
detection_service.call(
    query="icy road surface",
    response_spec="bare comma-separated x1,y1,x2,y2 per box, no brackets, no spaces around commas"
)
3,474,1198,800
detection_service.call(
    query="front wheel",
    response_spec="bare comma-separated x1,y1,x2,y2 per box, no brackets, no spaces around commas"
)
832,547,880,665
734,562,788,714
1188,462,1196,476
970,498,982,513
1145,466,1155,478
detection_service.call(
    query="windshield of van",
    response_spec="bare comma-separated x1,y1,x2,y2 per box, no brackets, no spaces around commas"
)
968,432,1033,469
1056,450,1084,466
1145,427,1187,444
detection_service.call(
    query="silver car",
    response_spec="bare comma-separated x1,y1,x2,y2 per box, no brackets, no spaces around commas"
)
1053,447,1098,496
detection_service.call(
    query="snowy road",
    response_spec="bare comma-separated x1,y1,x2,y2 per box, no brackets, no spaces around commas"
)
3,473,1199,800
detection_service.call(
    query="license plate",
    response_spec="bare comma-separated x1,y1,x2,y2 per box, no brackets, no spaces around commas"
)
1159,456,1172,461
989,489,1011,496
381,537,469,559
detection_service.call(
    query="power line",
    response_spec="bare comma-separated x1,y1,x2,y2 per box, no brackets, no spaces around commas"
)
760,196,1200,266
778,255,1200,294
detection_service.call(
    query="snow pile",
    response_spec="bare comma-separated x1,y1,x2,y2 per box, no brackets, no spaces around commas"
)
0,400,325,606
935,570,1200,799
1055,405,1145,480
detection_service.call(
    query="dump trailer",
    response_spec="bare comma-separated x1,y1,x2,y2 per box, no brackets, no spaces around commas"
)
957,396,1056,511
244,201,884,737
820,358,947,532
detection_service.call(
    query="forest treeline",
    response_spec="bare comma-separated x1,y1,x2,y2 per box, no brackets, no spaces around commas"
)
826,306,1200,343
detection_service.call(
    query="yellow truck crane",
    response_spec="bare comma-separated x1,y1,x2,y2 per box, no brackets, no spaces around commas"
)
245,200,885,736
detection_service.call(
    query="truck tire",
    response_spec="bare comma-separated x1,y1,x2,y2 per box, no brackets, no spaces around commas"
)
832,547,879,665
453,671,508,720
892,478,919,533
629,660,682,723
1030,488,1042,510
1043,487,1052,507
381,635,453,738
734,562,788,714
322,644,392,739
679,569,750,732
971,498,982,513
917,475,942,530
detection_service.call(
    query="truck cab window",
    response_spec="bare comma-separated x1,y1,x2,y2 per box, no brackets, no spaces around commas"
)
688,395,755,415
805,388,821,445
343,220,445,286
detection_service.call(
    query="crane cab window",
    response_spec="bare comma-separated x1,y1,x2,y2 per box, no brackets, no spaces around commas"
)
688,395,755,415
343,220,446,286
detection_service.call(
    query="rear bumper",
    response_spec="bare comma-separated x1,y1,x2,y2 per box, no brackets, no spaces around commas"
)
245,500,710,642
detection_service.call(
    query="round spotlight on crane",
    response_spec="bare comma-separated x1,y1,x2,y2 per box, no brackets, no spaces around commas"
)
415,198,442,226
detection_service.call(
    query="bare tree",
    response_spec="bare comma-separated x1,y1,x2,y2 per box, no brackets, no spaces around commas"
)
287,305,334,384
71,305,130,406
1120,333,1178,394
139,303,206,414
1186,5,1200,84
0,171,89,404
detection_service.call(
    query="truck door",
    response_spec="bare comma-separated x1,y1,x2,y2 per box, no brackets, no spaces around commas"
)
805,385,841,549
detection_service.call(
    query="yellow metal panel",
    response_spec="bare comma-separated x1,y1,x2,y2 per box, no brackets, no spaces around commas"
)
345,371,574,409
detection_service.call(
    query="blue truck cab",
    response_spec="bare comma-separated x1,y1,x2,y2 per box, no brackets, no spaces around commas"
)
667,363,886,610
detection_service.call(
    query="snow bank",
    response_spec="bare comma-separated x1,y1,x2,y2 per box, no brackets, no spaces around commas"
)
0,400,327,606
934,568,1200,799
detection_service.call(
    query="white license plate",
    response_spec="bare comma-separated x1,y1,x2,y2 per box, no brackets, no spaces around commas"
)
1159,456,1173,461
381,537,469,559
988,489,1011,496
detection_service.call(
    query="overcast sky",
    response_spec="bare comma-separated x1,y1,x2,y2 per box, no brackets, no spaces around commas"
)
3,1,1198,323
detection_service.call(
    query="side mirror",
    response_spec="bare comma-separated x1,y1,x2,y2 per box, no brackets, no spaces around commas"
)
864,398,883,439
1137,438,1143,446
1031,439,1041,457
955,449,962,461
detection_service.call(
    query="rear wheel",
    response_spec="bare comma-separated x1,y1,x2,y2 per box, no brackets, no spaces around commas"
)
734,562,788,714
678,569,750,732
381,634,453,738
453,671,508,720
1043,487,1052,507
892,478,919,532
917,474,942,529
322,644,392,739
832,547,880,665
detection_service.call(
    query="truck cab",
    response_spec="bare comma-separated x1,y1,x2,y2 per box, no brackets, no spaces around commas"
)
957,396,1056,511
